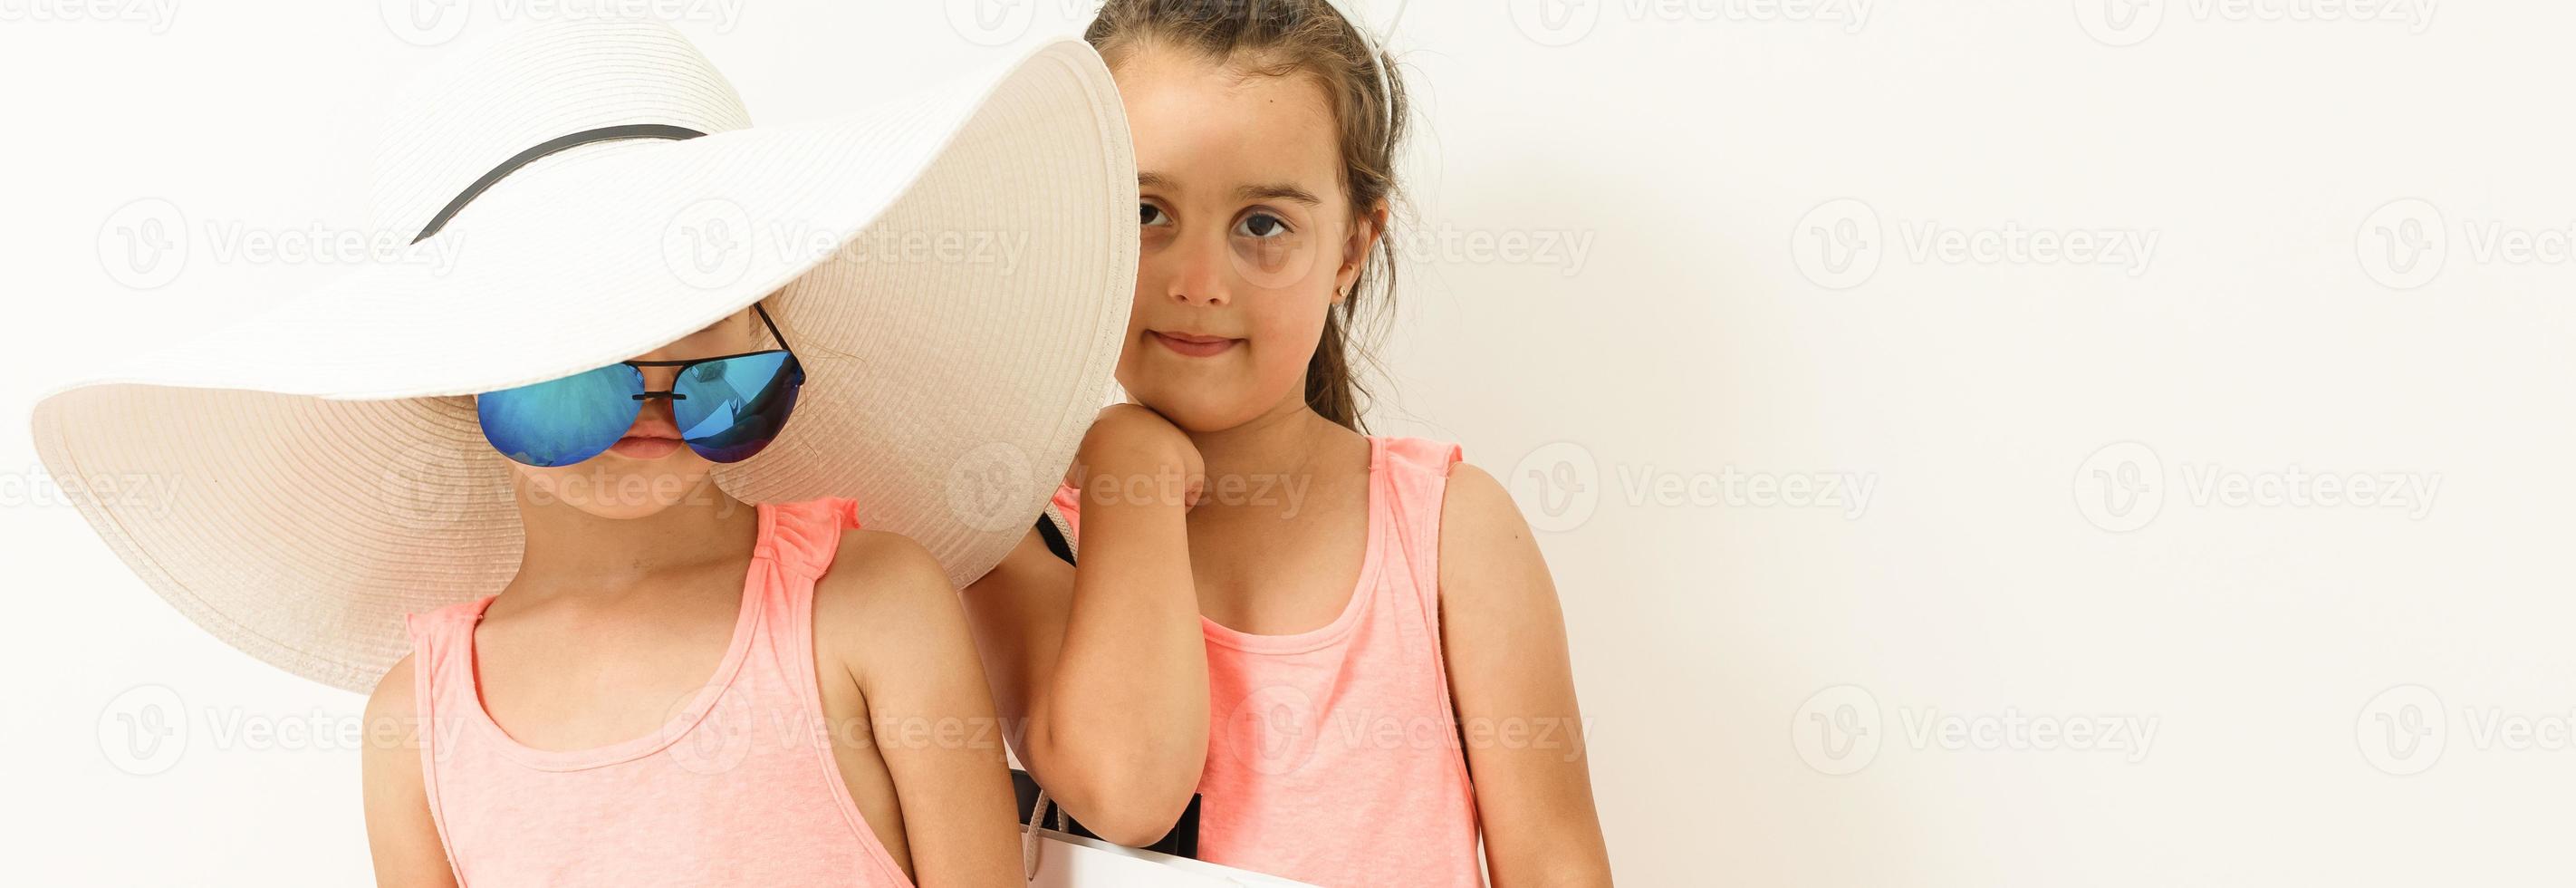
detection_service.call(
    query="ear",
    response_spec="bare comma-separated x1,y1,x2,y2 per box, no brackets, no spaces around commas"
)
1333,199,1390,305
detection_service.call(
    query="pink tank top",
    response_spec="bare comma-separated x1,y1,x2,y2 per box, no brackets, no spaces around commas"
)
404,498,913,887
1051,436,1484,888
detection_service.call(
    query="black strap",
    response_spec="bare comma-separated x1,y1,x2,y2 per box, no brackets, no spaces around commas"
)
411,123,709,243
1011,768,1199,859
1035,514,1076,565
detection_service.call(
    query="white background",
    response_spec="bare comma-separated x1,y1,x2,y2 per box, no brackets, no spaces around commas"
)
5,0,2573,884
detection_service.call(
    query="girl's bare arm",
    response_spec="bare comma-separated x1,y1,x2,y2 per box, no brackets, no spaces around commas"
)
825,530,1025,886
361,657,461,888
958,405,1209,846
1439,463,1615,886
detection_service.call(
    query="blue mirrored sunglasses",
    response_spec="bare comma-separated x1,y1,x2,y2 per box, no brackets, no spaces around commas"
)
476,304,807,468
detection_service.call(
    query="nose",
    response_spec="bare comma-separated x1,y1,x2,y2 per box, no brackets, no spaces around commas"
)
631,396,678,431
637,363,676,388
1161,232,1232,308
630,365,680,430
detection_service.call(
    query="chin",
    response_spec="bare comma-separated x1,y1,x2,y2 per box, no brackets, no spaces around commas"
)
518,459,715,518
1124,386,1263,434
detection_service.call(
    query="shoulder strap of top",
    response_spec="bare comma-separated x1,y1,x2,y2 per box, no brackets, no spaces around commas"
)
403,596,492,700
400,598,481,883
750,499,860,748
761,497,864,578
1373,436,1463,616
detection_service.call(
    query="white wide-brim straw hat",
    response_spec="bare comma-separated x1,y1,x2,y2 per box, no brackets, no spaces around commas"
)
29,19,1137,693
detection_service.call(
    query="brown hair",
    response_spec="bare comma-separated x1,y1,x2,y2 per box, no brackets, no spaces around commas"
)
1086,0,1408,432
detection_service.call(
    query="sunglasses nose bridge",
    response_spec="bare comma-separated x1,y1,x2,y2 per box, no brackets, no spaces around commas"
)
628,362,694,401
633,362,681,391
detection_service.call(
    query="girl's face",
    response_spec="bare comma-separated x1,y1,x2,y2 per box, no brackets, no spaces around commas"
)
498,311,759,519
1110,45,1379,432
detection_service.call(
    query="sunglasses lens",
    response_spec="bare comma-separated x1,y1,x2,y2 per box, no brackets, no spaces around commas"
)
671,352,803,464
476,364,646,468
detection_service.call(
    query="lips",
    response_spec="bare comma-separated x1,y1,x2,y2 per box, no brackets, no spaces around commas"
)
609,419,684,459
608,436,684,459
1149,330,1241,358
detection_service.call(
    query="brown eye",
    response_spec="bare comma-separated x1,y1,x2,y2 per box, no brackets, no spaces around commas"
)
1234,212,1290,238
1140,204,1172,227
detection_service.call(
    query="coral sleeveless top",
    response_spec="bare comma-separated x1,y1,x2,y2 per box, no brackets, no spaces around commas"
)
403,498,912,887
1050,436,1485,888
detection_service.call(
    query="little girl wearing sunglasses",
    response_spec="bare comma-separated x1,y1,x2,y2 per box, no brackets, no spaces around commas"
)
365,304,1021,886
32,20,1139,887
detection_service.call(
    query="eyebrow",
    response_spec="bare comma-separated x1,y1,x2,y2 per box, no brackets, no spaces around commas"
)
1236,183,1322,206
1136,172,1323,207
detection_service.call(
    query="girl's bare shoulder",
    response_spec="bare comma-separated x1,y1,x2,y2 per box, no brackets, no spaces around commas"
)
812,530,976,683
1436,460,1554,603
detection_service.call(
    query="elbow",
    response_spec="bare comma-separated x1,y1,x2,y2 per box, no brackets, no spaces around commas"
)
1056,793,1193,849
1030,747,1203,847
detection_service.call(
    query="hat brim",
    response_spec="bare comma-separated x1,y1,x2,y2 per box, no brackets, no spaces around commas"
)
31,38,1138,693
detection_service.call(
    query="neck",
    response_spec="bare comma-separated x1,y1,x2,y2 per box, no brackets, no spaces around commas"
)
1186,393,1359,487
507,473,760,593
